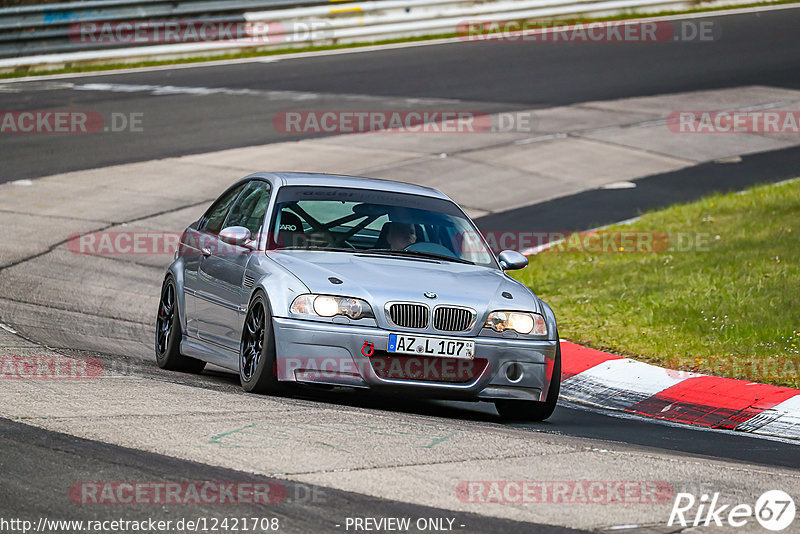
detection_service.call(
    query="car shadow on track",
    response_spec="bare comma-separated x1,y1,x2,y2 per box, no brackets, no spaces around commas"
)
205,365,510,424
79,349,559,426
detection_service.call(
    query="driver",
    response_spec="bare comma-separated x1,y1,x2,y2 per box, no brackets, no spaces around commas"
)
386,222,417,250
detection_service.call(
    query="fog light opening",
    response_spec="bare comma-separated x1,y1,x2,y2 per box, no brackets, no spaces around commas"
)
505,362,523,383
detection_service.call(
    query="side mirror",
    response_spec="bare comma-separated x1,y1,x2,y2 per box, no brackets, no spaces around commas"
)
219,226,252,248
498,250,528,271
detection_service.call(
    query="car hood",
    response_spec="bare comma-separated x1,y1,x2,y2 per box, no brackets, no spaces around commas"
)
268,250,542,319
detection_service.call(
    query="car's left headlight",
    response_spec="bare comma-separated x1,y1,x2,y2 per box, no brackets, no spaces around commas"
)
290,294,374,320
485,311,547,335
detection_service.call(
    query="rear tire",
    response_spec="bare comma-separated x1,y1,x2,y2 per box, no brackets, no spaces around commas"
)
155,276,206,374
239,291,280,394
495,341,561,421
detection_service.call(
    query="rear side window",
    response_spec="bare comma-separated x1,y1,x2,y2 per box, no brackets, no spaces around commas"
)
200,183,247,235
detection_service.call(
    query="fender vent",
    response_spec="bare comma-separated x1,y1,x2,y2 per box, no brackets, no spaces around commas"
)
243,274,256,288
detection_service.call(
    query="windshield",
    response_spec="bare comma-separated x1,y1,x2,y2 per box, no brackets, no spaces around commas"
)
267,186,497,268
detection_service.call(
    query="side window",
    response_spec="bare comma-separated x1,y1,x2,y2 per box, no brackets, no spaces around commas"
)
224,180,272,236
200,183,246,235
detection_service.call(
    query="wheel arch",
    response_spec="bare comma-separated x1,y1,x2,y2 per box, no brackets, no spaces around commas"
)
539,299,559,342
247,286,273,317
164,261,188,336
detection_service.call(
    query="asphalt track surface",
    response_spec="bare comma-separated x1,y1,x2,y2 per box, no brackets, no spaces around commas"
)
1,6,800,531
475,144,800,232
1,417,578,534
1,349,797,532
2,8,800,181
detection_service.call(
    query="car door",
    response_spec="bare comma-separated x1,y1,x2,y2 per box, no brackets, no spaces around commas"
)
194,180,272,352
183,182,247,338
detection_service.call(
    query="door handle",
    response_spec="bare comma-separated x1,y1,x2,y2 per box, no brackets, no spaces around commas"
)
201,247,212,257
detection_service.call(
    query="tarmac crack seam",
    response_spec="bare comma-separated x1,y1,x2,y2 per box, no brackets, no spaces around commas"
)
0,313,109,356
0,208,108,223
0,197,212,275
573,96,800,119
1,419,260,481
0,296,151,326
68,252,168,271
262,450,589,478
568,135,698,165
564,447,800,478
14,411,295,422
10,410,800,481
522,97,800,147
289,448,800,481
350,98,756,179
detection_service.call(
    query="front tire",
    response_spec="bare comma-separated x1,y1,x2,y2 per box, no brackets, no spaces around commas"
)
155,275,206,374
239,291,279,394
495,341,561,421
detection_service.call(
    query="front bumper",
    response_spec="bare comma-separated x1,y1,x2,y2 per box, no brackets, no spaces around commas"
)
272,317,558,402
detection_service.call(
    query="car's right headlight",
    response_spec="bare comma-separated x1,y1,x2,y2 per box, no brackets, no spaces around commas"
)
290,294,374,320
484,311,546,335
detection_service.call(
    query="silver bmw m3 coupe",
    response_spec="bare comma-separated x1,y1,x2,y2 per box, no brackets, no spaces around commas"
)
156,172,560,420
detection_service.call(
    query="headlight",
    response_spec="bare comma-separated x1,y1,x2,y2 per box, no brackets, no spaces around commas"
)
290,294,374,320
485,311,546,335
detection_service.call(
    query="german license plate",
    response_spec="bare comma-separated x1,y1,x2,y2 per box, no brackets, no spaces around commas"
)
387,333,474,359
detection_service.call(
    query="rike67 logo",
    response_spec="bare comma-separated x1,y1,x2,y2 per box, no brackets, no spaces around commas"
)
669,490,795,531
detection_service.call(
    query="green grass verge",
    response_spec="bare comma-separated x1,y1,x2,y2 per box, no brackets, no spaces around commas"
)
512,179,800,388
2,0,798,80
